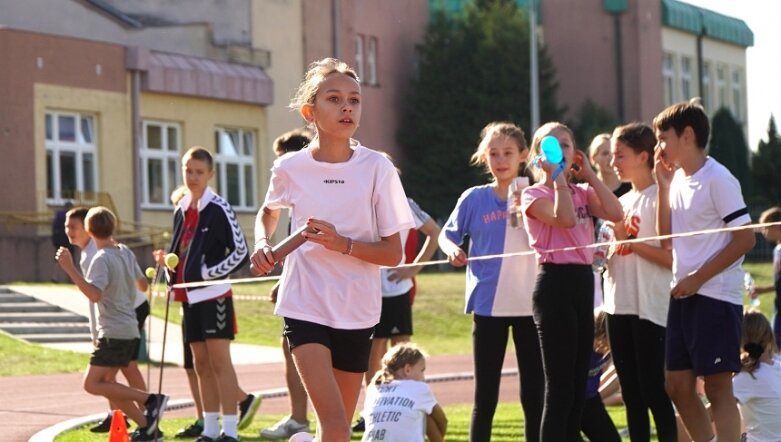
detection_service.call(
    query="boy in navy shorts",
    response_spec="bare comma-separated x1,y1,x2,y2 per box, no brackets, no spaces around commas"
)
56,207,168,442
654,99,755,442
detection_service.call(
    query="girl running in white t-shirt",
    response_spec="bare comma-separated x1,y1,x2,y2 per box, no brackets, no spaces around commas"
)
250,58,414,442
361,344,447,442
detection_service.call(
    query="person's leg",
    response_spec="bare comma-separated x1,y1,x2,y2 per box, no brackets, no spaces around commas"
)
469,315,509,442
204,338,239,415
366,337,389,386
634,319,677,442
191,341,220,438
773,312,781,350
703,372,741,441
666,369,713,441
580,395,622,442
512,316,544,442
569,269,595,440
284,337,309,423
293,343,351,442
333,368,364,425
607,314,651,442
83,365,146,427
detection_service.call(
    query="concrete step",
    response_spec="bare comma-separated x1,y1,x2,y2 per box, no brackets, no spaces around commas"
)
22,333,93,343
0,322,92,335
0,302,62,313
0,312,87,323
0,292,35,303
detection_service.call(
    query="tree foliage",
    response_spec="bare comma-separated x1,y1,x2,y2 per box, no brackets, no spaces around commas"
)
751,115,781,205
398,1,564,219
571,99,620,150
708,107,753,199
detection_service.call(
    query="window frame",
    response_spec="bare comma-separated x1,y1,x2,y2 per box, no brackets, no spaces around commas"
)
680,56,692,101
355,34,365,83
731,68,743,121
366,36,378,86
214,127,256,211
662,53,676,106
141,120,182,209
715,64,728,111
45,110,98,205
701,61,711,113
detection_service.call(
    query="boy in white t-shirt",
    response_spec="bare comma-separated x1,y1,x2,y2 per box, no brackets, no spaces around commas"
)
654,99,756,442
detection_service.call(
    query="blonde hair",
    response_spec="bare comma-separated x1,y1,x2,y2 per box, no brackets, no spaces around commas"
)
182,146,214,171
759,206,781,224
170,185,188,205
289,58,359,111
593,309,610,355
526,122,576,182
469,121,528,167
741,310,777,379
587,133,611,165
85,206,117,239
371,343,427,385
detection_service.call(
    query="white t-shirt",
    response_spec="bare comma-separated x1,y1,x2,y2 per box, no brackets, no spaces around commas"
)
733,356,781,442
604,185,672,326
380,198,430,297
669,157,751,305
361,380,438,442
264,142,414,329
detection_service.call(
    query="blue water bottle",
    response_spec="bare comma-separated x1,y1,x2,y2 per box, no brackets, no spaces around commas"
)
540,136,565,180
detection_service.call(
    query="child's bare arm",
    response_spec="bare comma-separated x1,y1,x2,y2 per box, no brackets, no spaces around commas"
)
438,229,467,267
55,248,102,302
135,277,148,292
426,404,448,442
305,218,403,267
671,226,756,298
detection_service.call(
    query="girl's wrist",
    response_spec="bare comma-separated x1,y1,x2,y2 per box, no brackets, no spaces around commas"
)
342,237,354,255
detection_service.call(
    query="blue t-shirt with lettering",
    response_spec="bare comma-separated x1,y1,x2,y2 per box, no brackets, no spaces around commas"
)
443,185,537,317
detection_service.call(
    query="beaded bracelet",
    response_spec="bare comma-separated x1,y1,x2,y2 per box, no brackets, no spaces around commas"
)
343,237,354,255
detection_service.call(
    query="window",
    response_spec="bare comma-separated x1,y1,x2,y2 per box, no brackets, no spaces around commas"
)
731,68,743,120
354,34,364,83
701,61,711,112
45,111,97,203
366,37,378,85
141,121,181,207
716,65,728,110
680,57,692,100
215,128,255,210
662,53,675,106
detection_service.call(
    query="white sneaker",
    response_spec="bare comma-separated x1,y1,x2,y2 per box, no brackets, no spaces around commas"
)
287,431,315,442
260,416,310,440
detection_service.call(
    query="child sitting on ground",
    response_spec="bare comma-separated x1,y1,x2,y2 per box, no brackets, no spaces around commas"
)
361,343,447,442
56,206,168,442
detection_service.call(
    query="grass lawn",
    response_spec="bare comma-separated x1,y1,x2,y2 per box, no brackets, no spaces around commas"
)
0,331,88,376
56,402,636,441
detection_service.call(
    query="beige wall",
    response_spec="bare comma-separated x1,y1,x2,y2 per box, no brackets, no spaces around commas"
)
139,92,267,237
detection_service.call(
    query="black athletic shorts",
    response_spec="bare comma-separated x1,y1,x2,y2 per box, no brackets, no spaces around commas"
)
132,301,150,361
91,337,139,367
183,297,236,344
374,291,413,338
283,317,374,373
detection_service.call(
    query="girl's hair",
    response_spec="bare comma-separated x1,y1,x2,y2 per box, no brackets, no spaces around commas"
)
593,309,610,355
526,121,576,181
372,343,427,385
740,310,776,378
587,133,611,165
289,58,359,111
469,121,528,167
612,122,656,169
170,185,188,205
759,206,781,224
182,146,214,171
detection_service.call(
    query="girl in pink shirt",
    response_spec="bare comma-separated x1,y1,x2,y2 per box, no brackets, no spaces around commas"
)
520,122,623,441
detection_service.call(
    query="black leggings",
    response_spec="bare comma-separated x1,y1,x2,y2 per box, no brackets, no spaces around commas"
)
470,314,544,442
580,394,621,442
607,314,678,442
533,263,594,442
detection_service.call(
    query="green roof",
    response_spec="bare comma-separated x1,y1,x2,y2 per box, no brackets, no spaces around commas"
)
661,0,753,47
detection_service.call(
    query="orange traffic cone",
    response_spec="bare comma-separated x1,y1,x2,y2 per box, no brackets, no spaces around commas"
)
107,409,129,442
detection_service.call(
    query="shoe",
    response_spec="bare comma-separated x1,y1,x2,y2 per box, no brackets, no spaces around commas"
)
238,393,262,430
143,393,169,436
216,433,240,442
288,432,315,442
260,415,310,440
131,428,165,442
351,417,365,433
195,435,218,442
175,420,204,438
89,412,113,433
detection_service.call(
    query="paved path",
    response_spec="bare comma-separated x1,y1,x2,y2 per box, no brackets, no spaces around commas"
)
0,285,520,441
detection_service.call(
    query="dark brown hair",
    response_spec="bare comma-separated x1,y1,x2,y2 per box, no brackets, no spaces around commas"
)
273,128,313,156
612,123,656,168
652,98,709,149
65,206,90,224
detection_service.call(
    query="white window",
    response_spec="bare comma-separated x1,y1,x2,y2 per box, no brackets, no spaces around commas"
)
45,111,97,203
731,68,743,120
680,56,692,100
215,128,255,210
141,121,181,207
716,65,728,111
701,61,711,113
366,37,378,85
662,53,675,106
354,34,364,83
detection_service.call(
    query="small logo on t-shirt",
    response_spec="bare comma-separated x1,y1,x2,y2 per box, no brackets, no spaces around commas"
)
714,357,722,365
323,179,345,184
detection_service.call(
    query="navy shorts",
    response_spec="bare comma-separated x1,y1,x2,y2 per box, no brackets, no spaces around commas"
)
91,337,139,367
666,294,742,375
183,297,236,344
374,291,413,338
283,317,374,373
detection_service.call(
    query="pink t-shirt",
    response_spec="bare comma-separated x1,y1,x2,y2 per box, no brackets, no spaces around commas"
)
521,183,595,265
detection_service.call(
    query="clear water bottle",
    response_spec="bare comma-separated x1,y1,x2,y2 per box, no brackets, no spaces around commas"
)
592,220,614,273
507,176,529,229
744,271,760,307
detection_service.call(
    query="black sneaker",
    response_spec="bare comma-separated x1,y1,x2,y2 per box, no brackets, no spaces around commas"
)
89,412,113,433
215,433,240,442
195,435,218,442
238,393,262,430
131,428,165,442
352,416,366,433
143,393,169,435
175,420,204,438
